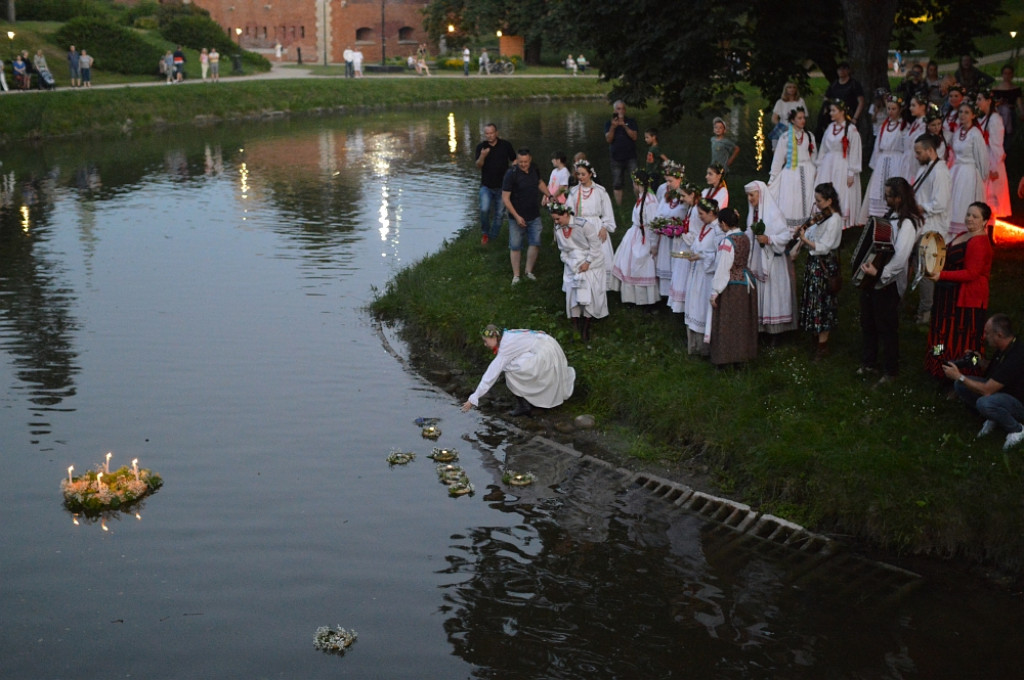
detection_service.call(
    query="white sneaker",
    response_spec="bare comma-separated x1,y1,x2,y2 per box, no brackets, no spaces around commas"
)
525,272,537,281
977,420,996,438
511,276,520,285
1004,426,1024,451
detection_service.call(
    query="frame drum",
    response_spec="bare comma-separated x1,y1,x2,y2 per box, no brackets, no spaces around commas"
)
918,231,946,277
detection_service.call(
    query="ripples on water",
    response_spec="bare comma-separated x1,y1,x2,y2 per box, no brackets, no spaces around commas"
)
0,104,1020,679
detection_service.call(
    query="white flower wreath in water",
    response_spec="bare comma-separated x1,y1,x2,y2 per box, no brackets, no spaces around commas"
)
313,625,358,654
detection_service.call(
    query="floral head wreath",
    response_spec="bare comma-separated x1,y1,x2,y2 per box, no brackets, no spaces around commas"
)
786,106,806,123
830,98,848,113
975,87,993,102
697,197,719,214
574,159,597,179
631,168,653,188
924,102,943,122
481,325,502,339
662,160,686,179
680,181,702,196
885,93,904,106
959,97,981,116
548,202,574,216
910,94,929,108
947,84,966,97
707,161,726,177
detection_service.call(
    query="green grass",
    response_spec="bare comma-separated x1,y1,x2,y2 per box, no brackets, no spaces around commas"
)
372,211,1024,573
0,77,608,141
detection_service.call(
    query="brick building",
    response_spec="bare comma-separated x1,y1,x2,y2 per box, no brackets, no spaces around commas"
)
167,0,430,65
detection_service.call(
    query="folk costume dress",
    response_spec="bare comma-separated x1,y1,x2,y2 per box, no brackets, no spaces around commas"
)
948,124,988,237
924,233,993,378
655,183,691,297
555,215,609,320
467,329,576,409
796,212,843,334
668,203,699,314
684,218,725,355
745,180,797,334
768,124,817,228
709,229,758,366
979,111,1011,218
900,115,927,182
859,117,905,223
816,119,863,227
567,182,617,289
610,191,660,305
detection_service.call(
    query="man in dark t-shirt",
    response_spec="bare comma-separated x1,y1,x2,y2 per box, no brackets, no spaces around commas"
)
604,100,639,205
501,149,548,284
475,123,517,245
817,62,865,146
945,313,1024,450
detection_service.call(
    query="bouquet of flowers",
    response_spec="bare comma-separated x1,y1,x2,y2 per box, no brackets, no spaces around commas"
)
649,216,689,238
751,220,767,237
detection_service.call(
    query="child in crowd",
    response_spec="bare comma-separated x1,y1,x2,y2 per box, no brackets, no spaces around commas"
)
569,151,587,187
548,151,570,204
710,117,740,170
644,128,669,187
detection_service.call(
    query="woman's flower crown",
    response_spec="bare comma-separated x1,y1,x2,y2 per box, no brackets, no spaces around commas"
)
574,159,597,179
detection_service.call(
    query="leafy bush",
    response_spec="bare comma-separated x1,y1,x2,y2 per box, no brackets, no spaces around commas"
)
156,2,210,27
54,17,164,75
18,0,111,21
161,15,235,54
121,1,161,28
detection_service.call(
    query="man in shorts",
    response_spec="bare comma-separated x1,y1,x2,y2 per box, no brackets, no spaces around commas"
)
502,149,549,284
603,100,639,205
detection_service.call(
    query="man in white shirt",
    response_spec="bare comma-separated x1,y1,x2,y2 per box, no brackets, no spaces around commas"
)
343,46,354,78
911,133,952,324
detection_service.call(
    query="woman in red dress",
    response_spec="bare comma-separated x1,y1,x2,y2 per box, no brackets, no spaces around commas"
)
924,202,994,379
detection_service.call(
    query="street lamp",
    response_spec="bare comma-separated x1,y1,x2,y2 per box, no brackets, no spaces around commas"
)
7,31,14,62
1012,30,1020,73
235,27,242,44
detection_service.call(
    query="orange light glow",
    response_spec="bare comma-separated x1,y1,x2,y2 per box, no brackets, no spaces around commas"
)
993,219,1024,246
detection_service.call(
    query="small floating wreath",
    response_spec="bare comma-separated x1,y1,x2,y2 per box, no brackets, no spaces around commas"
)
502,470,537,487
421,425,441,440
436,463,467,484
313,625,358,655
427,447,459,463
447,480,475,497
62,455,162,515
386,450,416,465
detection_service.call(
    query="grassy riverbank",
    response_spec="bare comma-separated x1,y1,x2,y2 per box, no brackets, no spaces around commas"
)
0,77,608,142
372,219,1024,574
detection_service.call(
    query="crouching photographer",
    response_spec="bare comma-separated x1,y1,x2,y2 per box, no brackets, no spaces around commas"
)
942,314,1024,450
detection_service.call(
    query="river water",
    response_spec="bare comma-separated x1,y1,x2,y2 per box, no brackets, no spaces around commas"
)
0,101,1019,679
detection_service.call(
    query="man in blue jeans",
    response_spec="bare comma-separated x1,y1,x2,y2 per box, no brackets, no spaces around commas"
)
502,149,549,284
475,123,516,244
943,313,1024,450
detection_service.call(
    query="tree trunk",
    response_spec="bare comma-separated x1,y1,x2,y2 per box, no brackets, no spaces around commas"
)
7,0,14,23
839,0,898,97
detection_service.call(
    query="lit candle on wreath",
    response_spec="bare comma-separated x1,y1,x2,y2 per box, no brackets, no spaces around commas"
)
132,458,139,480
67,465,74,484
105,452,112,473
96,472,104,491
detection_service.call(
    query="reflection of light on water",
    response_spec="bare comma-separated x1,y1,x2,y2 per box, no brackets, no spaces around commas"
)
448,112,457,154
379,185,390,241
20,204,29,233
372,137,395,244
239,162,249,197
754,109,766,172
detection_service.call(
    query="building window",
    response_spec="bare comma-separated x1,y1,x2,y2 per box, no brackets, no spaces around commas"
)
301,26,305,38
398,26,415,43
355,27,374,43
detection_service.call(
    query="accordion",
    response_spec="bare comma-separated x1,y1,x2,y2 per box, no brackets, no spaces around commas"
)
851,217,896,289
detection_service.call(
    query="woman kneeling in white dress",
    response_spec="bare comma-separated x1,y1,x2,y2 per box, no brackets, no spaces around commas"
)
462,325,576,417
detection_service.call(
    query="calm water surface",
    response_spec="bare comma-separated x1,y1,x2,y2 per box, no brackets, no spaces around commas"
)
0,102,1019,679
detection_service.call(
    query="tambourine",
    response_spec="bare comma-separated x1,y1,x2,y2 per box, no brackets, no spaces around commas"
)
918,231,946,277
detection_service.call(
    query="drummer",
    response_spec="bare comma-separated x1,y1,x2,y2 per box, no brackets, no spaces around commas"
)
911,133,952,326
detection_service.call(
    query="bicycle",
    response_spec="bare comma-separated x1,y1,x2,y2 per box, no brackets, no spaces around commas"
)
486,59,515,75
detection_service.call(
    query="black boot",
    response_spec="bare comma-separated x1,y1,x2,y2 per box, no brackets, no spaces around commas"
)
508,396,532,417
580,316,592,343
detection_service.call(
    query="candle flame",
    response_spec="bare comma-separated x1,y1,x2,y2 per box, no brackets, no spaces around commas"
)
101,520,109,532
72,514,79,526
136,513,142,521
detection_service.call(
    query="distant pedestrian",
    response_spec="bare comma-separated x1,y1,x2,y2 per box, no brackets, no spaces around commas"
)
172,45,185,83
200,48,209,81
67,45,80,88
343,46,354,78
353,48,364,78
79,50,93,87
209,48,220,82
163,51,174,84
463,46,470,76
478,48,489,75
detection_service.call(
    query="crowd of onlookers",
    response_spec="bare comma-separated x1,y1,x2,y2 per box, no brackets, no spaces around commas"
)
1,45,94,91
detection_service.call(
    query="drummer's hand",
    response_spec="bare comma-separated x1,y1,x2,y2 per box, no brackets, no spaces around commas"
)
927,271,941,281
861,262,877,276
598,227,608,242
461,400,473,412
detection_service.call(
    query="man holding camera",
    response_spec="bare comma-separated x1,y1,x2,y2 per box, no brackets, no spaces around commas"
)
943,313,1024,450
604,100,639,205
